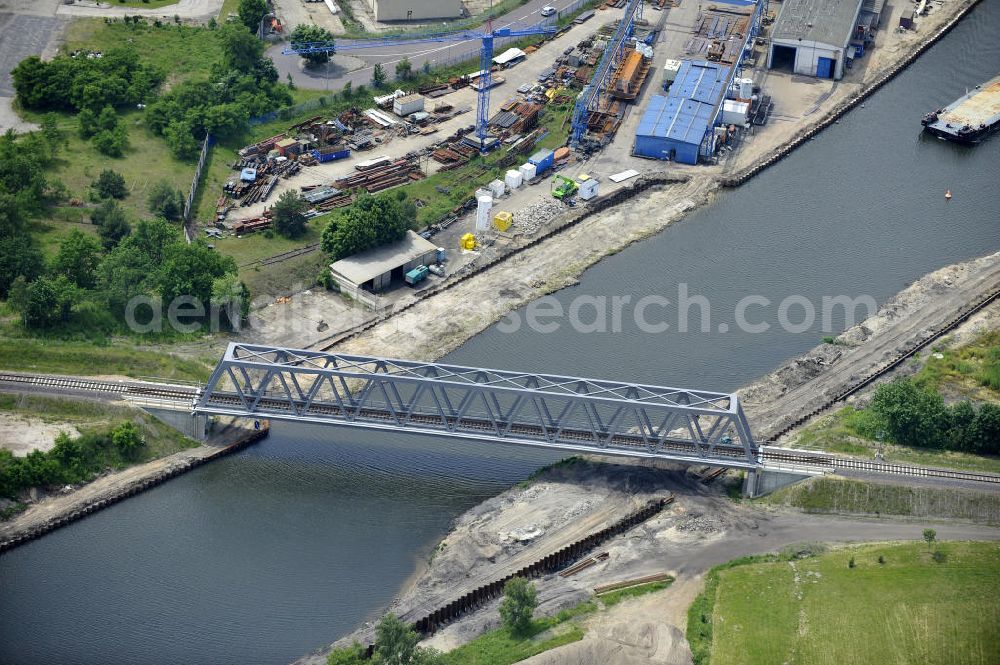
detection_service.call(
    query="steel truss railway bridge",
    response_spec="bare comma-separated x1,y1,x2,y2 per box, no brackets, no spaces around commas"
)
194,343,763,470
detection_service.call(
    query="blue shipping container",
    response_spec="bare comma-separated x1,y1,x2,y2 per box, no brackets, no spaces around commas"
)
311,148,351,163
528,148,554,174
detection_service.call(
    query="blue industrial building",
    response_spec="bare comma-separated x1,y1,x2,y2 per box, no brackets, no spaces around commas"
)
634,60,731,164
634,96,715,164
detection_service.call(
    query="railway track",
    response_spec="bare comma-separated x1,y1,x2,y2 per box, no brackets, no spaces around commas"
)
0,372,197,402
3,371,998,486
199,394,1000,486
768,284,1000,441
759,448,1000,485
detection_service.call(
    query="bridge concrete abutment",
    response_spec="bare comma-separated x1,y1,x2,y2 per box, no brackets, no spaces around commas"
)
142,407,211,441
743,468,817,498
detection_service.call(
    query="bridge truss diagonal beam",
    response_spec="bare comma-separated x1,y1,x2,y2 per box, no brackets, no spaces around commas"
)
196,343,758,467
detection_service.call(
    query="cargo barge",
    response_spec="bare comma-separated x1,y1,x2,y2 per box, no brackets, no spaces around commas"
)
921,74,1000,144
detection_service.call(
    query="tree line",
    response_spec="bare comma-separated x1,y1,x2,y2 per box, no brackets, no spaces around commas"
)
0,421,144,500
860,377,1000,455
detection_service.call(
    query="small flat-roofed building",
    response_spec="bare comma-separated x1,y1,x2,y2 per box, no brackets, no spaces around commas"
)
329,230,439,295
767,0,865,80
368,0,462,21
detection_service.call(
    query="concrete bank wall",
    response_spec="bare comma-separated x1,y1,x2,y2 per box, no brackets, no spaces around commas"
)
719,0,982,188
0,426,269,555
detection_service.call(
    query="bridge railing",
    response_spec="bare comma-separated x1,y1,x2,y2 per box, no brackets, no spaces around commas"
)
194,343,758,466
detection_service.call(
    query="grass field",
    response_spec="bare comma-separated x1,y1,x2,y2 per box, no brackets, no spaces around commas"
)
28,110,196,257
760,476,1000,523
692,541,1000,665
916,331,1000,399
62,20,221,83
0,335,218,383
441,600,596,665
0,393,198,461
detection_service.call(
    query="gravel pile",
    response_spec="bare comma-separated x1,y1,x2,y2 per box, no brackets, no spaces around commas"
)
513,198,564,235
675,514,726,533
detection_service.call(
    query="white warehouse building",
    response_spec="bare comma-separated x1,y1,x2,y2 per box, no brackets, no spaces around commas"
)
368,0,463,21
767,0,864,80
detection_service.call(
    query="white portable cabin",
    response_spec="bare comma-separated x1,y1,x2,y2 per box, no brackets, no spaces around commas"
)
576,175,599,201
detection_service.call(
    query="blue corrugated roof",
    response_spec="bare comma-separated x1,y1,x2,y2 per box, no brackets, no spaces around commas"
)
636,95,716,147
667,60,731,105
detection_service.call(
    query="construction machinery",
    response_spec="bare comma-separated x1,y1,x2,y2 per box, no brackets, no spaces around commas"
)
551,175,579,200
282,9,556,154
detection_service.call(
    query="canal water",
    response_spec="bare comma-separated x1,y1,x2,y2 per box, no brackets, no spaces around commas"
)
2,4,998,664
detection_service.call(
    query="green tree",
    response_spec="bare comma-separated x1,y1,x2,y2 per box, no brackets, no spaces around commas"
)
147,180,185,221
290,24,335,66
395,57,413,81
869,378,949,448
272,190,309,238
18,276,75,329
219,22,266,72
78,107,98,138
0,234,45,297
93,169,128,200
157,241,236,307
321,191,415,260
373,614,420,665
970,403,1000,455
97,105,119,132
92,124,129,157
97,219,179,313
164,119,200,159
52,229,102,288
40,113,65,152
341,81,353,100
111,421,144,459
327,642,366,665
372,62,387,88
212,272,250,331
91,198,132,247
499,577,537,636
922,528,936,550
238,0,268,33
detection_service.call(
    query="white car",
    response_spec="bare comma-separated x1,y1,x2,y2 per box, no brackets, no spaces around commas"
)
540,5,557,17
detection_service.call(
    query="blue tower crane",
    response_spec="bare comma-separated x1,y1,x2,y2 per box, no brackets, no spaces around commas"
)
283,18,556,153
569,0,643,146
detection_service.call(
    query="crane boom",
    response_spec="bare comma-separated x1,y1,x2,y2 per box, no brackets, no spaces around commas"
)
282,23,557,151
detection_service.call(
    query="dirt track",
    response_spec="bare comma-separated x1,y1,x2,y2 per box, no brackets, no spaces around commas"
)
742,251,1000,439
304,458,1000,665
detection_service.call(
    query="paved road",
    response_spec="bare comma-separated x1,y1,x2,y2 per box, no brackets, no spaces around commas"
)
55,0,223,19
270,0,589,90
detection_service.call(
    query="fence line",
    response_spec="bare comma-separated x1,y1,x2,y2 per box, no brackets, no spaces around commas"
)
183,133,214,243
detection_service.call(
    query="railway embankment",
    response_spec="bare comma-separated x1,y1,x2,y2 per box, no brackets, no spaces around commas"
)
296,249,1000,664
0,416,268,554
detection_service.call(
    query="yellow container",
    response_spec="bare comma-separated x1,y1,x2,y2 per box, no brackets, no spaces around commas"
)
493,211,513,232
460,233,477,250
